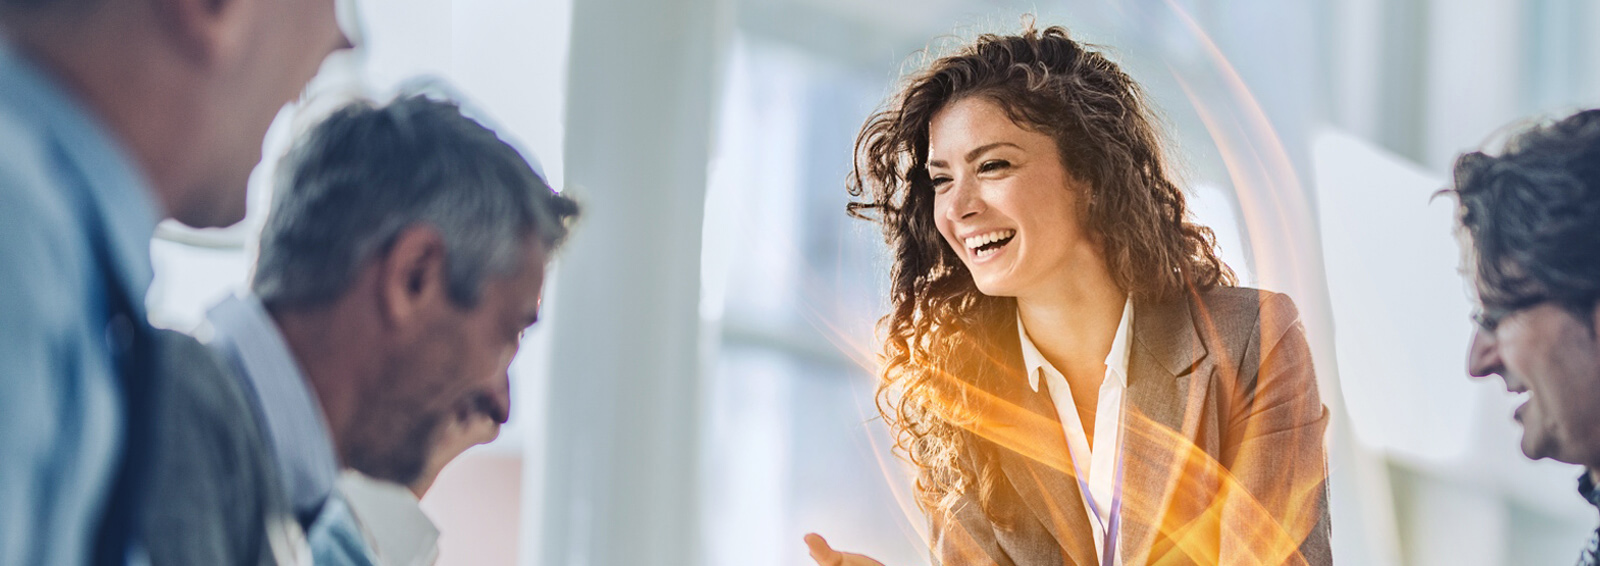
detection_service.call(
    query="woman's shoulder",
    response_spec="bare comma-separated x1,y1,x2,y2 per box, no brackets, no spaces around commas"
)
1185,286,1305,349
1190,286,1301,323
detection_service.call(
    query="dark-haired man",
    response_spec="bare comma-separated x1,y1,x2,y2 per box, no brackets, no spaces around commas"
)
204,94,578,565
1447,108,1600,565
0,0,347,562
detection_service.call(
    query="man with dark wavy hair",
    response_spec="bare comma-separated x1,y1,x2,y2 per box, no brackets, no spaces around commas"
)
1448,109,1600,566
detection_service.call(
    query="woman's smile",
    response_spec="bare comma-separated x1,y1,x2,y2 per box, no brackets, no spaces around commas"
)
963,228,1016,261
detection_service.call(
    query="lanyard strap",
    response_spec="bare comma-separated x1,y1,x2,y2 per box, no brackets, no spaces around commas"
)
1059,394,1125,566
1070,447,1124,566
1041,366,1126,566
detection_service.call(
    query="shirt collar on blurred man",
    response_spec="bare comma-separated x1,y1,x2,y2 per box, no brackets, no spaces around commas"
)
205,293,340,525
336,470,440,566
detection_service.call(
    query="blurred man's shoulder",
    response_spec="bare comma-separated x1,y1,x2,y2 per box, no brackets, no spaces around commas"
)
0,110,99,335
0,108,80,238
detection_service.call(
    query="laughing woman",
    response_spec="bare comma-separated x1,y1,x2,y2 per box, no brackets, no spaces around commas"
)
806,25,1331,566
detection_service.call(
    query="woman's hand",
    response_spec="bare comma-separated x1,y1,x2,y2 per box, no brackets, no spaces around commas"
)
804,533,886,566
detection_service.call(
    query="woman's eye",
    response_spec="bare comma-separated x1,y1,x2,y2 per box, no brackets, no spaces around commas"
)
929,176,953,191
978,160,1010,173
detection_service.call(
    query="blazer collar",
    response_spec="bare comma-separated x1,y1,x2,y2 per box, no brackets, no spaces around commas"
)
978,291,1216,566
975,317,1101,566
1120,290,1219,564
1130,293,1210,382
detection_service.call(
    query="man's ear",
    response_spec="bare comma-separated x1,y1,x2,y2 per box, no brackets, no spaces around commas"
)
149,0,256,67
377,225,450,332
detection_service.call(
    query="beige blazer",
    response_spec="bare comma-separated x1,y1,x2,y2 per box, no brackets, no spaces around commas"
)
929,286,1332,566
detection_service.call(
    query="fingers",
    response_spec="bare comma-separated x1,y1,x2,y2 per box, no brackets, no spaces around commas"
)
805,533,844,566
803,533,886,566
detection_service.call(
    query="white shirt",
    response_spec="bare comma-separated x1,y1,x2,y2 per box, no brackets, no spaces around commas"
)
337,471,441,566
206,296,438,566
1017,298,1133,565
204,294,341,521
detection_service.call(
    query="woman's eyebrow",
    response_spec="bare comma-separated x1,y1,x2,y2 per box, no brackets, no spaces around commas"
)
928,142,1022,168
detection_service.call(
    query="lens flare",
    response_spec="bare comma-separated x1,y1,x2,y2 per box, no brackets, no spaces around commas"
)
846,294,1328,564
776,2,1346,563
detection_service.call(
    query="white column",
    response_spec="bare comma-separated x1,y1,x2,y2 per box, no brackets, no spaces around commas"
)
532,0,732,565
1421,0,1522,170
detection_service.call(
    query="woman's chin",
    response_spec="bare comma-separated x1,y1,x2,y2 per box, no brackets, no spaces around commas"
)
970,277,1020,298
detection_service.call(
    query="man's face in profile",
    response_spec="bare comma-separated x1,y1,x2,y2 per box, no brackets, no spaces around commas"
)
347,239,548,485
1468,297,1600,468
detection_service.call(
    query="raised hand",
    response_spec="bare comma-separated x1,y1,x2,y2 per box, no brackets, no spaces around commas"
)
804,533,886,566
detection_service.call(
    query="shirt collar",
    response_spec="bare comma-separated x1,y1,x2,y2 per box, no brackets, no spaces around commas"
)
336,470,440,566
0,35,161,315
1580,472,1600,510
206,293,341,517
1017,298,1135,392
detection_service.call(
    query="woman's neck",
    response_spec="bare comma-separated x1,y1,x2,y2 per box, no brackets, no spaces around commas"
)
1015,263,1126,378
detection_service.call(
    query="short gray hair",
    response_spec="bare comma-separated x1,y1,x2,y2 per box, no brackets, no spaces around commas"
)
254,94,578,309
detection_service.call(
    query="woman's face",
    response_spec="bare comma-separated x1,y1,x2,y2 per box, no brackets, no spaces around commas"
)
927,96,1096,299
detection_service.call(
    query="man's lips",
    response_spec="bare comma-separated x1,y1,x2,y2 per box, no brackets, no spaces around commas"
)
1511,390,1530,423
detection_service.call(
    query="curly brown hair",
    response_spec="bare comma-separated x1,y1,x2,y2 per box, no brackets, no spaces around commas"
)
847,24,1234,519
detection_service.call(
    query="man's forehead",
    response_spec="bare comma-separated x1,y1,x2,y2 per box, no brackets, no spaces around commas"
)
503,241,550,301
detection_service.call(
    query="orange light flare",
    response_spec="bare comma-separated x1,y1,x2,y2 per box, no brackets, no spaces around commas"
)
1155,0,1337,343
799,286,936,549
916,332,1322,564
802,293,1326,564
785,1,1338,559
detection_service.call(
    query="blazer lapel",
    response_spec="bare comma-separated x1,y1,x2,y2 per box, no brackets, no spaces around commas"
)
1119,293,1214,564
978,322,1101,566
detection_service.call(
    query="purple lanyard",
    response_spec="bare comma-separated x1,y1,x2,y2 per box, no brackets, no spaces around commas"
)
1072,451,1124,566
1062,412,1125,566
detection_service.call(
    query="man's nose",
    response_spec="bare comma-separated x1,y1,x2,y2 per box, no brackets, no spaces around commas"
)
487,371,511,424
1467,328,1501,378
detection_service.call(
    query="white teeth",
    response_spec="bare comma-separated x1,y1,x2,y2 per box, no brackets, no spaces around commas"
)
963,229,1016,251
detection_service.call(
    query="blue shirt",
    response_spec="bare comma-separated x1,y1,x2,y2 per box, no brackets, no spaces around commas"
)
307,495,379,566
204,294,341,524
0,37,162,566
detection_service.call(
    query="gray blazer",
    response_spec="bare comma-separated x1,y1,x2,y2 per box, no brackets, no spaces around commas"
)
139,328,293,565
930,287,1332,566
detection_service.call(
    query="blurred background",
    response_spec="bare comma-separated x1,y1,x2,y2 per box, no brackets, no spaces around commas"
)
144,0,1600,564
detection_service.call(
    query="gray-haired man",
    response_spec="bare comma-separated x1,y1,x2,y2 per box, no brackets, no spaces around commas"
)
204,94,578,565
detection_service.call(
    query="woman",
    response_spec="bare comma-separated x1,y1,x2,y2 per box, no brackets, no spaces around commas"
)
807,25,1331,566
